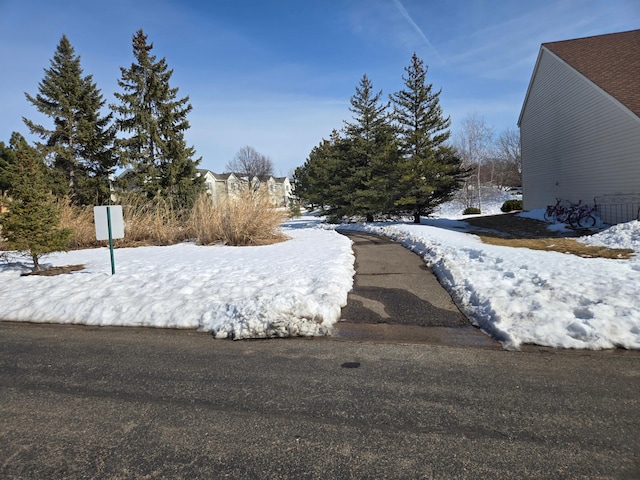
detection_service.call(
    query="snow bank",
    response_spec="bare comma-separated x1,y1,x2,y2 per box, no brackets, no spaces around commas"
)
579,220,640,251
0,225,355,340
337,218,640,350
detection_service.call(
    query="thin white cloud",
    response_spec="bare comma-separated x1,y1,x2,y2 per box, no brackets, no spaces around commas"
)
391,0,444,63
442,0,636,81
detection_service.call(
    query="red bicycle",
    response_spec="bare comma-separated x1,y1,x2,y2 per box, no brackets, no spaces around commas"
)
544,198,580,223
568,200,598,228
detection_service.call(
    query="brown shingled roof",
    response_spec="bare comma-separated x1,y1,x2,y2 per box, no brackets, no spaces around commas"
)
543,29,640,118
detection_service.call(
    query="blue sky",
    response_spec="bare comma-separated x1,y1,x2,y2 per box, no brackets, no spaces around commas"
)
1,0,638,176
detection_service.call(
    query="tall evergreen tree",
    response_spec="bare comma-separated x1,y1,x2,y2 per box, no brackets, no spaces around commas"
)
0,133,72,271
0,140,14,196
23,35,116,205
293,139,332,210
294,130,351,214
390,53,467,222
111,29,204,209
341,74,399,221
0,140,14,213
294,76,400,221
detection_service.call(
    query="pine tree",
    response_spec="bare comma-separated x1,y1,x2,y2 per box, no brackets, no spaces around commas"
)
0,140,14,213
341,74,398,221
294,76,400,221
390,53,467,222
0,140,14,196
0,134,72,271
294,130,351,214
23,35,116,205
112,29,204,210
293,140,331,210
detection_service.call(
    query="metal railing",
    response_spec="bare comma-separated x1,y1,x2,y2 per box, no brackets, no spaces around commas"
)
595,195,640,225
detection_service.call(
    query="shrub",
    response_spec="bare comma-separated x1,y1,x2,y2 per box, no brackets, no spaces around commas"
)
289,201,302,218
326,215,343,224
463,207,481,215
118,193,187,246
501,199,523,212
188,190,288,246
59,199,100,249
58,190,288,249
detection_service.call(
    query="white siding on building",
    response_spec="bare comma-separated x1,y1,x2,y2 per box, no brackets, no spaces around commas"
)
520,48,640,222
198,170,292,208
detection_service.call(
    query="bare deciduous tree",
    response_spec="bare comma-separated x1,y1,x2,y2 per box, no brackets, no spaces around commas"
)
226,146,274,180
454,113,493,210
494,128,521,187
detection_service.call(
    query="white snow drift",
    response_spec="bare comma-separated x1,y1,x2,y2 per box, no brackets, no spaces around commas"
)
0,224,354,340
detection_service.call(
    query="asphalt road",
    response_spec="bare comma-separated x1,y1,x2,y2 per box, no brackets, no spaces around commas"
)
1,322,639,479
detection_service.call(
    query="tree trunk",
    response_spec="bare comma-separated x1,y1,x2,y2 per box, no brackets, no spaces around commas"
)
476,164,482,212
32,254,41,272
366,213,374,223
413,211,421,223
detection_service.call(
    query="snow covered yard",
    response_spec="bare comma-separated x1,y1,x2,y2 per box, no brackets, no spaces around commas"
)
1,195,639,351
0,223,355,340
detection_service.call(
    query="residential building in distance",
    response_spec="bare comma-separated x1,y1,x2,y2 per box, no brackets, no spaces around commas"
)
197,169,292,208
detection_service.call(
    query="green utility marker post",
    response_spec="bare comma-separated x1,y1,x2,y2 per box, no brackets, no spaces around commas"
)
106,206,116,275
94,205,125,275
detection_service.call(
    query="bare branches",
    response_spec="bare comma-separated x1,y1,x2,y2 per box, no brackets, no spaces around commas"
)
225,146,274,180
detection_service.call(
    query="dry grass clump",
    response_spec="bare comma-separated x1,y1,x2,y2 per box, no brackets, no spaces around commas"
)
189,190,288,246
478,235,634,259
117,193,188,247
57,190,288,249
59,199,100,249
59,194,188,248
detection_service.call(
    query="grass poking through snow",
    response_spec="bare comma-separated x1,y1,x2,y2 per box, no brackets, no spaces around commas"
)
477,236,634,259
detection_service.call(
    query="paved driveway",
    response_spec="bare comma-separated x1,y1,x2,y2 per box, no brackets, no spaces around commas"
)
336,231,498,348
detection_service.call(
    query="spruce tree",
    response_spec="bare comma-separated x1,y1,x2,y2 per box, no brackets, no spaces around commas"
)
0,134,72,271
293,139,333,210
342,74,398,221
112,29,204,209
390,53,467,222
0,141,13,196
23,35,116,205
0,141,14,213
294,130,352,215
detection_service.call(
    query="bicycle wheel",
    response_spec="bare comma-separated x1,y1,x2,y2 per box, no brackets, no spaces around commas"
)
543,208,553,222
579,215,596,228
568,212,580,227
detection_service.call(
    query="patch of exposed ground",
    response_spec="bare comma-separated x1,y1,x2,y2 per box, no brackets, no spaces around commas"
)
21,264,85,276
460,214,634,259
462,213,581,238
478,236,634,259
